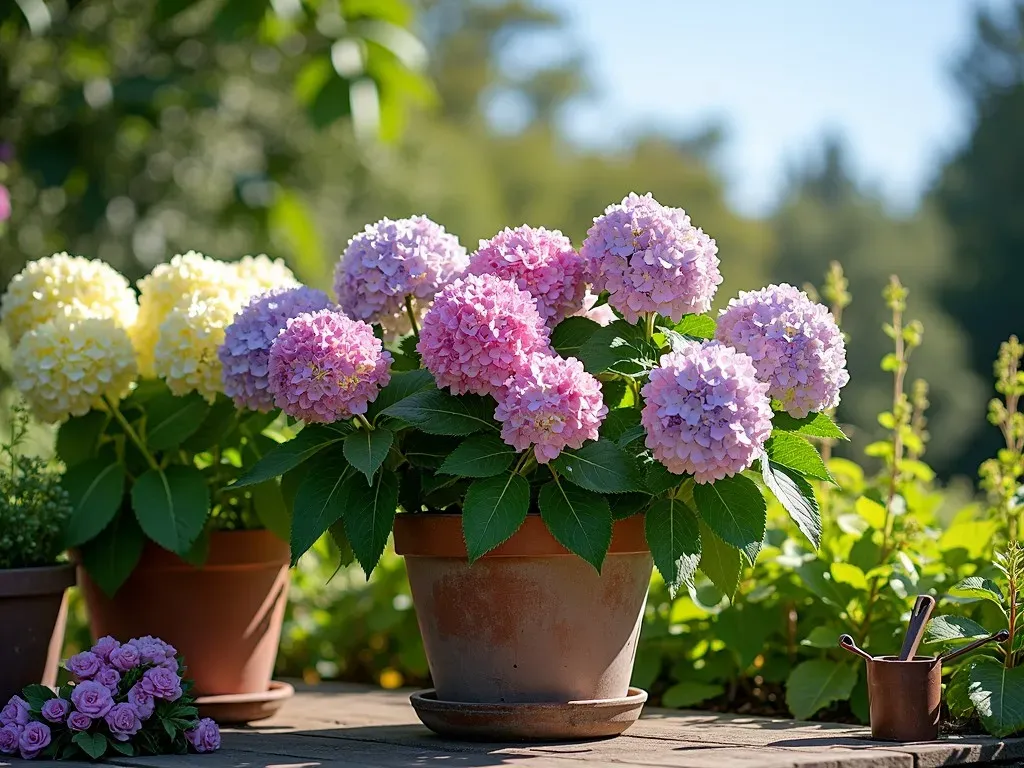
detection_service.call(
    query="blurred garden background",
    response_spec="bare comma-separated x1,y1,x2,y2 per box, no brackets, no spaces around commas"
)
2,0,1023,723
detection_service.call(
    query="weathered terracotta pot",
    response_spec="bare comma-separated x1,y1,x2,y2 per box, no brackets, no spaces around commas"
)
77,530,289,697
394,513,652,704
0,564,75,703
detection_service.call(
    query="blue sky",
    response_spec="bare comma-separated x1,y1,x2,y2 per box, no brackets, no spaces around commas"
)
507,0,1008,216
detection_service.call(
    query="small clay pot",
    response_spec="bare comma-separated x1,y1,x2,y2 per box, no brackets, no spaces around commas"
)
394,513,653,704
867,655,941,741
77,529,289,697
0,563,75,703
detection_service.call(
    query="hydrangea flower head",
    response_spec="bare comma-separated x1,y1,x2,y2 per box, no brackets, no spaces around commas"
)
573,289,616,327
417,274,551,396
641,342,773,484
231,254,299,294
12,315,137,423
581,193,722,323
219,286,335,411
468,225,586,324
334,216,468,335
1,253,138,345
495,353,607,462
715,283,850,417
268,310,392,423
152,295,238,402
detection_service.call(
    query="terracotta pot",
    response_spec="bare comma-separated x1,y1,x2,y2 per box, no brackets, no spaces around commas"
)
77,530,289,696
394,513,652,704
0,564,75,703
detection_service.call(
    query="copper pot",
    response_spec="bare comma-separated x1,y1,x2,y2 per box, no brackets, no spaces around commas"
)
867,655,941,742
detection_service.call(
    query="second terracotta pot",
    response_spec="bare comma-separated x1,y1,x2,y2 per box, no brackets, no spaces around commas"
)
394,513,652,704
77,529,289,697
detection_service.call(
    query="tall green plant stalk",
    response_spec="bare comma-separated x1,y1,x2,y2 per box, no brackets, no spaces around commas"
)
981,336,1024,541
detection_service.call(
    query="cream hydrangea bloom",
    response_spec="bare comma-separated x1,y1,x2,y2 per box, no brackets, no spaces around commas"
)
0,253,138,345
13,315,137,423
152,295,241,401
232,254,299,294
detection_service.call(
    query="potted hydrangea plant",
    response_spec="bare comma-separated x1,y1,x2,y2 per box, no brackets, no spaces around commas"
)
233,196,849,740
0,407,73,704
0,251,307,703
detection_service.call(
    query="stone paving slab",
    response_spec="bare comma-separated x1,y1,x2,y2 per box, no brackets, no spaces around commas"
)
4,682,1024,767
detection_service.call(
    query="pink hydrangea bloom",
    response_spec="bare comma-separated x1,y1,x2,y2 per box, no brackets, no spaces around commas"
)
219,286,335,412
573,289,616,326
715,283,850,417
495,353,607,462
334,216,468,335
468,225,586,324
418,274,551,396
581,192,722,323
268,310,392,423
641,343,773,484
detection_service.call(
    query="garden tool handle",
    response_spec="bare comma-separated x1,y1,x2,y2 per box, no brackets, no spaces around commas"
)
839,633,874,662
898,595,936,660
939,629,1010,665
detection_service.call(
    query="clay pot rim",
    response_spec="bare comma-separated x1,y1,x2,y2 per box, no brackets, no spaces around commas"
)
870,655,938,665
413,686,649,709
394,512,649,558
0,562,76,598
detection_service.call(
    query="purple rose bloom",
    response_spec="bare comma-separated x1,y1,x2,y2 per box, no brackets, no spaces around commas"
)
133,636,174,665
70,681,114,719
40,698,69,724
67,651,103,680
104,703,142,742
141,667,182,702
108,643,140,671
95,666,121,693
67,712,92,732
90,636,121,663
0,725,20,755
18,721,50,760
0,696,29,727
127,685,155,720
185,718,220,753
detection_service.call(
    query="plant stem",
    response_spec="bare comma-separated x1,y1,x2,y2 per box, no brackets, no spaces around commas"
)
355,414,374,432
644,312,656,342
103,396,159,471
514,451,535,476
405,295,420,337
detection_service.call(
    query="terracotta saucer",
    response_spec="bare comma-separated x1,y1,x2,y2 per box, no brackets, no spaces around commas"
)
195,680,294,724
409,687,648,742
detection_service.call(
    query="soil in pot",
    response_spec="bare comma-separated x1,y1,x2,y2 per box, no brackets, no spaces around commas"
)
394,513,653,705
0,563,75,703
77,529,289,697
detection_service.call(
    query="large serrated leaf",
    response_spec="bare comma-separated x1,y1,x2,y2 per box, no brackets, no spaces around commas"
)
949,576,1005,608
341,468,399,577
765,432,835,483
368,368,435,420
578,320,660,377
645,498,701,597
538,480,612,573
344,427,394,484
462,473,530,562
761,458,821,548
967,656,1024,737
290,447,352,564
145,391,210,450
131,466,209,554
551,316,601,358
382,389,498,435
923,615,990,645
56,411,108,467
551,439,643,493
772,410,848,440
697,519,743,599
692,475,766,565
785,659,858,720
79,512,145,597
232,425,344,488
439,433,515,478
63,458,126,548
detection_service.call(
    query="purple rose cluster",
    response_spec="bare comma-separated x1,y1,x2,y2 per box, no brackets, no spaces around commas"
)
0,635,219,761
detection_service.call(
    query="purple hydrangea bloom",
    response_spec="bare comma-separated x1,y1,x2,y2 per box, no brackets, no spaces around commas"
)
641,342,773,484
418,274,551,396
105,703,142,742
66,651,103,680
495,353,607,463
40,698,69,724
468,226,586,324
334,216,468,336
0,696,29,727
109,643,141,672
268,310,393,423
127,684,155,720
219,286,335,412
90,636,120,663
67,712,92,732
18,721,50,759
185,718,221,753
581,192,722,323
0,725,19,755
140,667,182,702
715,283,850,417
70,681,114,719
95,666,121,693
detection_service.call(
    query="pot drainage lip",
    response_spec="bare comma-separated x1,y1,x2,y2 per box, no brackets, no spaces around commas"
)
409,688,648,742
